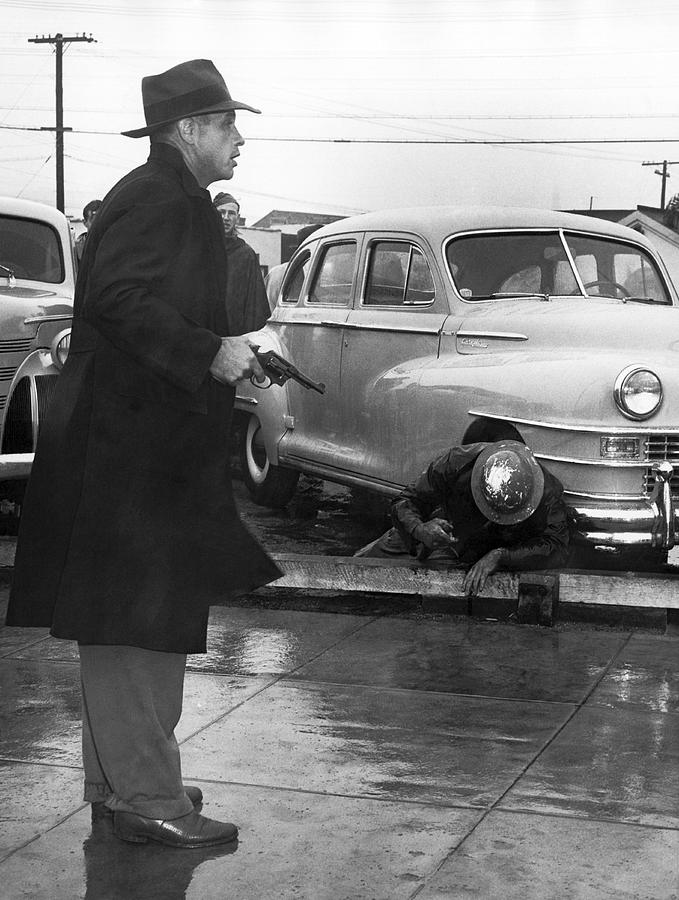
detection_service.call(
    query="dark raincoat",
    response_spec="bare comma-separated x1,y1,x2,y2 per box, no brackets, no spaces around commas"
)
7,142,281,653
222,234,271,332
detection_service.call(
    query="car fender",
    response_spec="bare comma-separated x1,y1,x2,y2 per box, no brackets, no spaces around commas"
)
233,325,291,466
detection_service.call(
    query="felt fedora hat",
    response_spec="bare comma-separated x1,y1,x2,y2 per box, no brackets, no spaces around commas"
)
122,59,260,138
470,440,545,525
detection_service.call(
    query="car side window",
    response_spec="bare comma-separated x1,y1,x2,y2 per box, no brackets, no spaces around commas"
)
405,248,436,304
365,242,408,306
281,250,311,304
308,242,356,305
365,241,435,307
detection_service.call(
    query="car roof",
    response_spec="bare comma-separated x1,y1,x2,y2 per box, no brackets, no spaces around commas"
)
307,205,653,247
0,195,68,228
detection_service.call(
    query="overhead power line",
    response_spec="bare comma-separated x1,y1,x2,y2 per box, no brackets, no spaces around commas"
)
0,124,677,145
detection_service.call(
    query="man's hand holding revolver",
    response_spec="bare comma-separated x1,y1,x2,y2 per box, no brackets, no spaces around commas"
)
209,337,264,386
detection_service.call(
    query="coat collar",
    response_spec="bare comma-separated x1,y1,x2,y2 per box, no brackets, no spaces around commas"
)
147,141,211,200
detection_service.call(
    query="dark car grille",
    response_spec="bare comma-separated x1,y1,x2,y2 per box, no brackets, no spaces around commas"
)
643,434,679,496
1,374,58,454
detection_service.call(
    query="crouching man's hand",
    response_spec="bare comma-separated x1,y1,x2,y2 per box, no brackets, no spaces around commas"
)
463,548,505,596
412,518,458,551
209,337,264,386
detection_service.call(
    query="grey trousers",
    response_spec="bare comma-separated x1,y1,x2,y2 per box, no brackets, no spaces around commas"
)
79,644,194,820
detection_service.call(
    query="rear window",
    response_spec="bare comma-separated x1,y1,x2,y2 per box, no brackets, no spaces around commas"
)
0,215,64,284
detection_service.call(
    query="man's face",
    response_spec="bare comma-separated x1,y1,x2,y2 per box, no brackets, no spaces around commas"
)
216,201,240,236
85,209,98,230
192,111,244,185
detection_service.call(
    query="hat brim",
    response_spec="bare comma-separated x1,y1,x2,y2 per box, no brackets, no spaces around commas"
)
470,440,544,525
121,99,261,138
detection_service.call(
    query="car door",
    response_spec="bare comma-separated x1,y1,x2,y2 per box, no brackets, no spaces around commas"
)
338,234,450,487
277,234,362,470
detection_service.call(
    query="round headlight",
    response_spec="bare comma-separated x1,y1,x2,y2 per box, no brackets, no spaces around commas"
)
50,328,71,370
614,365,662,420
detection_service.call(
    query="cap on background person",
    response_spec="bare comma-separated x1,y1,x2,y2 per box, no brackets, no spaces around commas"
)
212,192,239,210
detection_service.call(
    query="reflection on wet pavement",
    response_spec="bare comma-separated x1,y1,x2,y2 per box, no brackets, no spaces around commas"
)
500,703,679,828
289,616,629,703
1,582,678,897
190,606,372,675
180,680,571,807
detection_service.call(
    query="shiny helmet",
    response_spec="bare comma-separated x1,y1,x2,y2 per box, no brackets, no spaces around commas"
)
470,441,544,525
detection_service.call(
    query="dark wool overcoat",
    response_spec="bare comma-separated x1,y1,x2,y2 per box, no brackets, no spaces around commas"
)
7,142,281,653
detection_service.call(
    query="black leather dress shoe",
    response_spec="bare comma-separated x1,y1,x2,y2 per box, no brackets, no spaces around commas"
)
91,785,203,822
113,809,238,848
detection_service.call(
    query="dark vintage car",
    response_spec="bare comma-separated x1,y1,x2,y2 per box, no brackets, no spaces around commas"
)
235,205,679,563
0,197,74,526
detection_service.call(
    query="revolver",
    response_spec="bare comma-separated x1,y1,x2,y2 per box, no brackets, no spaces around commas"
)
251,348,326,395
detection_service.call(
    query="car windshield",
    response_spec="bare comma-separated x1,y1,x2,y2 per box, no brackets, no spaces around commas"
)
0,215,64,284
446,229,672,304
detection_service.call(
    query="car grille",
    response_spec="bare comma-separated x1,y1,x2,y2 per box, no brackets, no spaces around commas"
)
0,338,33,353
642,434,679,496
0,365,17,382
1,374,58,454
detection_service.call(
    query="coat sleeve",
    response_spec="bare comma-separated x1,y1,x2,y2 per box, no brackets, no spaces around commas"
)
501,479,571,569
391,445,480,552
83,187,221,394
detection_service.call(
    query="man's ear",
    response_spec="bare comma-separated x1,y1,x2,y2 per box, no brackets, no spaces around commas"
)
176,117,197,145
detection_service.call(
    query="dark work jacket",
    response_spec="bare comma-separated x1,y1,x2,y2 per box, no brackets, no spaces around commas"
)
391,443,570,569
222,234,270,334
7,142,281,653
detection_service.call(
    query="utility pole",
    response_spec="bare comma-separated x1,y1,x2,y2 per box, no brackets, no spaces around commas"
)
642,159,679,210
28,32,96,212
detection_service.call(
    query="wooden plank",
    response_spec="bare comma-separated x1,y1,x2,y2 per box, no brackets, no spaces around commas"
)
559,571,679,609
270,553,519,599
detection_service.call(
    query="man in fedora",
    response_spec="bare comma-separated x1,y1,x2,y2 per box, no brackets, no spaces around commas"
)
360,441,570,595
7,59,281,848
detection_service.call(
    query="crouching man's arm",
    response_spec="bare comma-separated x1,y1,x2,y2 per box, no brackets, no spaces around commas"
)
463,479,571,595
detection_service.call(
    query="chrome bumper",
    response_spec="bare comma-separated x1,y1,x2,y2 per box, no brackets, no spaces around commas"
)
0,452,34,480
570,462,677,550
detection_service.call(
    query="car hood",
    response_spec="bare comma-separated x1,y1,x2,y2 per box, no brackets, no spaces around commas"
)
446,296,679,429
458,296,679,355
0,286,73,339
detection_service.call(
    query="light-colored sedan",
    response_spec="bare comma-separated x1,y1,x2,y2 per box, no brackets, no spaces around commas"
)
235,206,679,562
0,197,73,520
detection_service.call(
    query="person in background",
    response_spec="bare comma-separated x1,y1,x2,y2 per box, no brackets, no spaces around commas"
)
74,199,102,262
212,191,270,333
359,440,570,596
7,58,281,849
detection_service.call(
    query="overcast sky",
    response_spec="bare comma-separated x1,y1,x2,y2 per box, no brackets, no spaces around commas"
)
1,0,678,225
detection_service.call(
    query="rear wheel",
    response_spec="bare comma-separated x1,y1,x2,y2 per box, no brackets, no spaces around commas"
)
239,414,300,507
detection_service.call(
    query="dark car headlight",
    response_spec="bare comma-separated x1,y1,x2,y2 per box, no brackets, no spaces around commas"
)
614,365,662,420
50,328,71,370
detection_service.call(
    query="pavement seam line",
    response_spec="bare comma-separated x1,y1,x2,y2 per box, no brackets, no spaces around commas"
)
177,614,382,745
407,630,637,899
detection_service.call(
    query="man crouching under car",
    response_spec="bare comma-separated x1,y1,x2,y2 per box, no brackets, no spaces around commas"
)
357,441,570,595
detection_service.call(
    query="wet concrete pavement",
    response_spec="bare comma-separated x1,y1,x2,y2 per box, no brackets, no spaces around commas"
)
1,573,678,899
